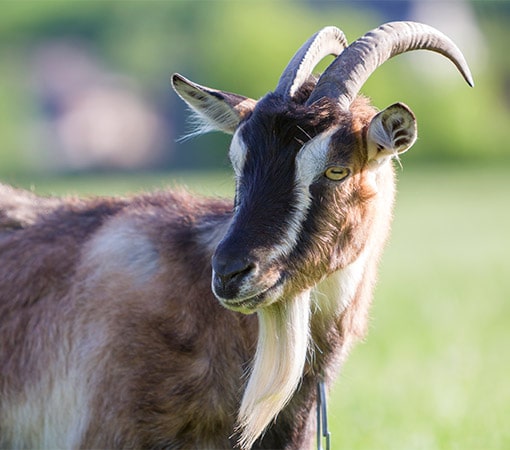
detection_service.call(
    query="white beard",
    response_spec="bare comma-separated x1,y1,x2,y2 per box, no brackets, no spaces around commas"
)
237,291,312,449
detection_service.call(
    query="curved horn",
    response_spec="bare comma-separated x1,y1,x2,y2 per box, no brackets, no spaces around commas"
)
275,26,348,98
306,21,474,108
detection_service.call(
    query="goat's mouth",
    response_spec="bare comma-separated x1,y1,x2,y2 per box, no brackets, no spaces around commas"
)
212,275,286,314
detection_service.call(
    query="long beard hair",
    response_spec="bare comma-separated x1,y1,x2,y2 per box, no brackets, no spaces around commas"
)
236,291,312,449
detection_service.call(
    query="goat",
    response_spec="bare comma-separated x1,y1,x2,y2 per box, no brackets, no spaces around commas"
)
0,21,472,450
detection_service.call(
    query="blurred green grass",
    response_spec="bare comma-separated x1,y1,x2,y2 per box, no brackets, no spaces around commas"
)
7,165,510,449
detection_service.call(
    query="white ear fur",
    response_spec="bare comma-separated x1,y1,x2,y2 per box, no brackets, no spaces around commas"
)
367,102,417,163
171,73,256,136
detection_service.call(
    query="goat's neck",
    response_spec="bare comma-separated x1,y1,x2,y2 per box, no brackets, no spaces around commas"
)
310,244,376,372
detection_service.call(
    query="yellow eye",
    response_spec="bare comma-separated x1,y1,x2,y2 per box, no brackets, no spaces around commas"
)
324,166,350,181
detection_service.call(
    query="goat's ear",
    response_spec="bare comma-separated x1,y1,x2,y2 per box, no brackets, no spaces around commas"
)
367,102,417,163
171,73,256,135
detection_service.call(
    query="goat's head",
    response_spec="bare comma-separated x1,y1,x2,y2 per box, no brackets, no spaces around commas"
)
172,21,472,449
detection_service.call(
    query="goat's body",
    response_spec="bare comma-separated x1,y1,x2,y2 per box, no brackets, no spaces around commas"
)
0,161,393,448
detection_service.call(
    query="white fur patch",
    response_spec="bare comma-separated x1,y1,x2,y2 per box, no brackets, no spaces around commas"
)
83,219,160,287
313,242,372,318
0,340,95,449
295,131,333,185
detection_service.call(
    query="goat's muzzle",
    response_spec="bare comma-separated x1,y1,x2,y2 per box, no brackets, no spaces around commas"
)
211,247,283,313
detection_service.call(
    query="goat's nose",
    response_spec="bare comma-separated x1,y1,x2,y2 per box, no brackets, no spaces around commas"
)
212,253,255,299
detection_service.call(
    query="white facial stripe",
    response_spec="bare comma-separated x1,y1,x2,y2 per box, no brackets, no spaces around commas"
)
295,132,334,185
229,126,247,177
268,132,333,260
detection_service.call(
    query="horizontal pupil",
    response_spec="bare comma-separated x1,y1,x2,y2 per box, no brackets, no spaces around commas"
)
325,167,349,181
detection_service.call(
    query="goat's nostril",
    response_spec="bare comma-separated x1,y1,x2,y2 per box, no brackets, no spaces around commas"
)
215,259,255,283
212,254,257,298
219,263,255,284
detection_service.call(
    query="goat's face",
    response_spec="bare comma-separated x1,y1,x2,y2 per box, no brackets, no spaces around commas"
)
173,76,418,313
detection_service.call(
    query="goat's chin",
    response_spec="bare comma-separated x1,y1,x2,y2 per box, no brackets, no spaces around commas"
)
236,291,312,449
216,282,285,314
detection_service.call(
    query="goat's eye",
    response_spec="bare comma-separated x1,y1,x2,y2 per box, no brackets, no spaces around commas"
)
324,166,350,181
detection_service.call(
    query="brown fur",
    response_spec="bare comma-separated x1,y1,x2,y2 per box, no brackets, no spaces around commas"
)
0,189,257,448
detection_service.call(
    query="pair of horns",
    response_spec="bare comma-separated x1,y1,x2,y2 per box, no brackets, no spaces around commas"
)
276,21,474,109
